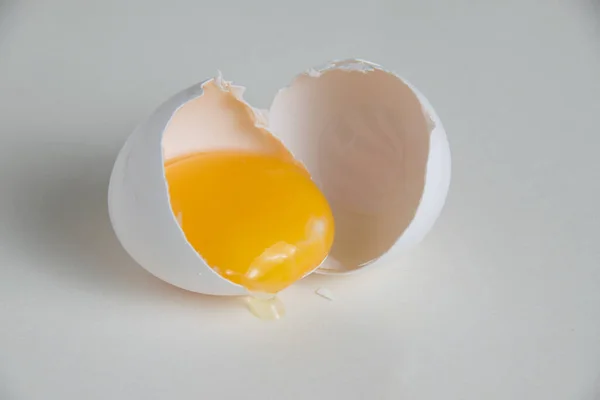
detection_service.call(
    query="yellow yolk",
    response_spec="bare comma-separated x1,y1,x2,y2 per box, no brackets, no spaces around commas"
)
164,151,335,294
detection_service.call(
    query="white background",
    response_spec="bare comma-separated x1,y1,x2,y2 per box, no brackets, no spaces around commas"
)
1,1,599,399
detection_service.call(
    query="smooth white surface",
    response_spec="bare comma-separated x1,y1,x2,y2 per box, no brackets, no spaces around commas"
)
1,1,599,399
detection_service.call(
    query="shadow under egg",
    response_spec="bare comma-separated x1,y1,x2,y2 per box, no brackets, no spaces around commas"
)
0,141,242,311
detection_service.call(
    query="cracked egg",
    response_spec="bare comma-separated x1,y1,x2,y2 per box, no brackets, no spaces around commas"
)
108,59,451,297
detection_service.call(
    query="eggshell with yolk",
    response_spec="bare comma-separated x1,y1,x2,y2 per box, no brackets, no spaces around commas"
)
108,60,451,295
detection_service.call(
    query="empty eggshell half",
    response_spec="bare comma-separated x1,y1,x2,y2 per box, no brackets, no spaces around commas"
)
108,59,451,296
270,59,451,274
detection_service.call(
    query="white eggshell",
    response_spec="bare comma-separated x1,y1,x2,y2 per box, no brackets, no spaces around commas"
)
108,59,451,295
269,59,451,275
108,81,246,295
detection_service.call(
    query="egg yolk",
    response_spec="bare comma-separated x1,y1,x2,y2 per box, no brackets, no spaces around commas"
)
164,152,335,294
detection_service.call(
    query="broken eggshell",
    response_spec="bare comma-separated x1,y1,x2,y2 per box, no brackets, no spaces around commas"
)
271,59,451,275
108,59,451,296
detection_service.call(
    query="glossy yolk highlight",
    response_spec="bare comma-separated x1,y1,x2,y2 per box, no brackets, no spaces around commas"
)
164,152,335,294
